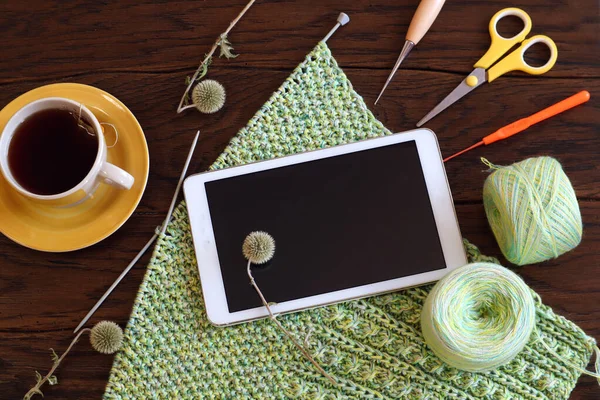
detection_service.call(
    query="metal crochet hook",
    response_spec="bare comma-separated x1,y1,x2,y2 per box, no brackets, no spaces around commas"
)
375,0,446,105
442,91,590,163
73,131,200,334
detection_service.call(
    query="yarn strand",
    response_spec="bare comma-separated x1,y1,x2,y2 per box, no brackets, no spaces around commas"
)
534,326,600,385
480,157,499,171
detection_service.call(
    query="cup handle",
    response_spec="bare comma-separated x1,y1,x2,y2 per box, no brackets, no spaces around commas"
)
99,162,135,190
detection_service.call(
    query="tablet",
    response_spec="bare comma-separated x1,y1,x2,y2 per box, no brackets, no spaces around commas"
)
184,129,466,326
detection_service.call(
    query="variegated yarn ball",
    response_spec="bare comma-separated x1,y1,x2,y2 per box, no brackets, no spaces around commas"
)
421,262,536,372
483,156,582,266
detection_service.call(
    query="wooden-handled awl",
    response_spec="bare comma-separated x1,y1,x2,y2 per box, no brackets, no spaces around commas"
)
375,0,446,104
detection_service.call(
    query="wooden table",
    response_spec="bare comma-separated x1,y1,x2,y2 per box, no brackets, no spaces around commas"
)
0,1,598,398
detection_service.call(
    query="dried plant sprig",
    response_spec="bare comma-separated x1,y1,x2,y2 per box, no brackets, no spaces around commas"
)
219,35,238,59
23,329,89,400
177,0,256,113
184,56,212,104
243,232,336,385
24,321,123,399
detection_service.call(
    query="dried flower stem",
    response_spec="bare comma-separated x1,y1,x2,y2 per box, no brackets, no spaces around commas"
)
177,0,257,113
24,329,91,400
246,261,336,385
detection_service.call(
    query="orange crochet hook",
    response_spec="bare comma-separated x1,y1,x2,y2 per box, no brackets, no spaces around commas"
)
444,90,591,162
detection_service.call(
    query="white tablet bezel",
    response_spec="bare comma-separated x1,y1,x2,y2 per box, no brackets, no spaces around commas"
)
184,128,466,326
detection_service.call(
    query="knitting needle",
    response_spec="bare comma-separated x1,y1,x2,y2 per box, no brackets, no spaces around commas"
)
74,131,200,334
322,12,350,43
443,91,591,163
374,0,446,104
161,131,200,235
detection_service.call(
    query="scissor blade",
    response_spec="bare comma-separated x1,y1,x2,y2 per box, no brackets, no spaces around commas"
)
416,68,487,127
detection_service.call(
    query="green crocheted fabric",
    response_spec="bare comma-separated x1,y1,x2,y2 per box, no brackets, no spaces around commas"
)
104,42,595,399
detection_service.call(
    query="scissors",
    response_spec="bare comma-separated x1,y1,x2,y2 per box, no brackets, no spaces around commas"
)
417,8,558,127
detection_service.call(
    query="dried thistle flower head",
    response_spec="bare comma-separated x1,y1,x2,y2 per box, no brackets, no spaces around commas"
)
243,231,275,264
90,321,123,354
192,79,226,114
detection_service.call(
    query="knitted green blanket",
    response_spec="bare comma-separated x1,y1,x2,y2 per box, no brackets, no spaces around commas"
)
105,42,595,399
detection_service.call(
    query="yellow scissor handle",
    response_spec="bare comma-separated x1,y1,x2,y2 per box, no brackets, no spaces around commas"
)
474,8,533,69
487,35,558,82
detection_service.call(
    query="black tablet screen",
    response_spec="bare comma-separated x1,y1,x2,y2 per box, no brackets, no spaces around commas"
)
205,140,446,313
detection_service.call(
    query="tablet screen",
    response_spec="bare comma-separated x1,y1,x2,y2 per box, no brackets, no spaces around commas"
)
205,140,446,313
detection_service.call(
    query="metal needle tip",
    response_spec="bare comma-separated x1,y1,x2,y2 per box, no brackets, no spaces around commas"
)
322,12,350,43
375,40,415,105
443,141,484,163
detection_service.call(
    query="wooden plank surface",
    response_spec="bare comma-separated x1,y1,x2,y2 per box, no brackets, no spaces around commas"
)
0,0,598,398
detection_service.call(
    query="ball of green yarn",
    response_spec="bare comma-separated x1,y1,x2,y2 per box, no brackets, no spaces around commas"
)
483,156,582,266
421,262,535,372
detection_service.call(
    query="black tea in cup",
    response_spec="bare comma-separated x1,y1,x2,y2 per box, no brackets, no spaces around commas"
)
8,108,99,195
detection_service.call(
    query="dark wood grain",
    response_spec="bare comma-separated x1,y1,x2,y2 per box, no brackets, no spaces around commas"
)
0,0,598,399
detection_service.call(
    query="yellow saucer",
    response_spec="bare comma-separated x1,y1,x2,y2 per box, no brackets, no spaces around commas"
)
0,83,149,252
